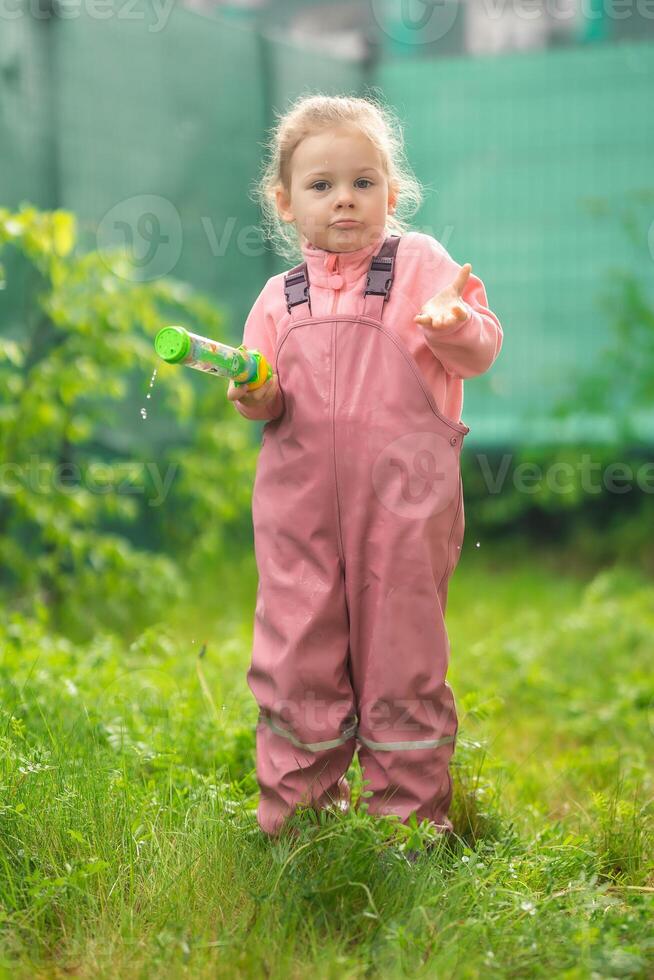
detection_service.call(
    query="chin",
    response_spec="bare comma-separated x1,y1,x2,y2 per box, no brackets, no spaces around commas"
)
329,225,366,242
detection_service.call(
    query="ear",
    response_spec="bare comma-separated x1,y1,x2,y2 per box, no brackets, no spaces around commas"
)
275,185,294,224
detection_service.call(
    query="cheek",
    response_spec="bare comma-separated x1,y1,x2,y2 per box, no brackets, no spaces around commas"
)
305,194,325,209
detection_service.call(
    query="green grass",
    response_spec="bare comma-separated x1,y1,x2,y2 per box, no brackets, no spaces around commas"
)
1,549,652,978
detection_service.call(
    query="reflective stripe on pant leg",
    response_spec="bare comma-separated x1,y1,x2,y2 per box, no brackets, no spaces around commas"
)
258,711,358,753
357,733,455,752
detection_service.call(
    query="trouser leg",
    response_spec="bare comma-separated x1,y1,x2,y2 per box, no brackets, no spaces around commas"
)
252,727,356,836
247,553,357,837
345,523,459,832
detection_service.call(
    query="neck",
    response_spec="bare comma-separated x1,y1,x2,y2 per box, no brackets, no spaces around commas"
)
298,227,393,286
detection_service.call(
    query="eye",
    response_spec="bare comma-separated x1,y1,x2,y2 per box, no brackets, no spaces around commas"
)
310,178,374,191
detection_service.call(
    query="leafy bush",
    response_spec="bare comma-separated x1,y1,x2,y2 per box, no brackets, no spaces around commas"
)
0,204,257,641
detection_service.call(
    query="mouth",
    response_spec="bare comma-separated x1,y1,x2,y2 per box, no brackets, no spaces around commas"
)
331,220,360,228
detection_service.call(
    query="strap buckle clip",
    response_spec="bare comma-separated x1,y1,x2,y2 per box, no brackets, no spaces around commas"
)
284,268,311,314
364,255,394,298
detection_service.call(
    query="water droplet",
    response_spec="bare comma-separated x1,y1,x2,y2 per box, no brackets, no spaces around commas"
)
140,367,159,420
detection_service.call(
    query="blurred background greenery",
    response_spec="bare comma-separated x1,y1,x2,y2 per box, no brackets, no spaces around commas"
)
0,5,653,975
0,13,654,635
1,7,653,636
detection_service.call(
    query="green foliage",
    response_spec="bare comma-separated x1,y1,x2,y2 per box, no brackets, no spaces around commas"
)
460,191,654,567
553,189,654,444
153,380,258,580
0,554,652,975
0,203,258,640
462,444,654,572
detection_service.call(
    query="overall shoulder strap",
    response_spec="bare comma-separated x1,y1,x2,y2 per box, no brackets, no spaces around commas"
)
362,235,401,320
283,234,400,321
284,261,311,320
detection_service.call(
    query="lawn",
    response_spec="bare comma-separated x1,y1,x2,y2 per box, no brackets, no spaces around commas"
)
1,547,652,978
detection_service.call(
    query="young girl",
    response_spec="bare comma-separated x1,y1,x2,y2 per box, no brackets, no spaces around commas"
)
227,94,503,839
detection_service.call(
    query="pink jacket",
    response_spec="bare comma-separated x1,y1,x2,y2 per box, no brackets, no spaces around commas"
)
232,228,503,424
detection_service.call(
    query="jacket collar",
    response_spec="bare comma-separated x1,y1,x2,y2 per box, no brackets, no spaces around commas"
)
300,226,389,287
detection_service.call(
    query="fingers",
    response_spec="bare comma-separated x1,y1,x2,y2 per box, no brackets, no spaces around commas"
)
451,303,469,320
451,262,472,296
414,262,472,326
227,375,276,405
414,302,469,331
227,379,246,401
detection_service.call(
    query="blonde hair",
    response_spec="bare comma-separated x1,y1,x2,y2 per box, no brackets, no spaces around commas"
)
250,90,424,265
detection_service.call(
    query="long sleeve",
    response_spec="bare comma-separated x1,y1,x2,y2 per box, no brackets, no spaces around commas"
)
231,284,285,422
418,240,503,380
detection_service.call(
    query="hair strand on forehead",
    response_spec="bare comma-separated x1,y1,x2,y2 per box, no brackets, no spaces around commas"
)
249,91,424,264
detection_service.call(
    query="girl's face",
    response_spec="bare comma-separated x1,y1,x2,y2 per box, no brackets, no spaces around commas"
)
275,125,397,253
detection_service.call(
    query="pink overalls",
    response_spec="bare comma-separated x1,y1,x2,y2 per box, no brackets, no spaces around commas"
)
246,235,470,837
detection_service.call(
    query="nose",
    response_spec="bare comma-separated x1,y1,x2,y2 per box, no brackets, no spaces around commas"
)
334,185,355,208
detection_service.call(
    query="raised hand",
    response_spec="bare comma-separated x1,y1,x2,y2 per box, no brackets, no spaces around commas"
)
413,263,473,332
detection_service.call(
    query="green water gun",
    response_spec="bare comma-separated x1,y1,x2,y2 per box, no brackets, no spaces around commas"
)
154,325,273,390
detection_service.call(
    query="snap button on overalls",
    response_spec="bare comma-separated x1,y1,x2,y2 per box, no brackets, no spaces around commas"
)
247,235,471,836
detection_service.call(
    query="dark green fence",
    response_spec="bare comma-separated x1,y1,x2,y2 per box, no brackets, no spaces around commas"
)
2,4,653,446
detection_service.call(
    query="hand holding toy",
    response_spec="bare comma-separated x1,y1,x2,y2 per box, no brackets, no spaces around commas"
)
226,372,280,410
